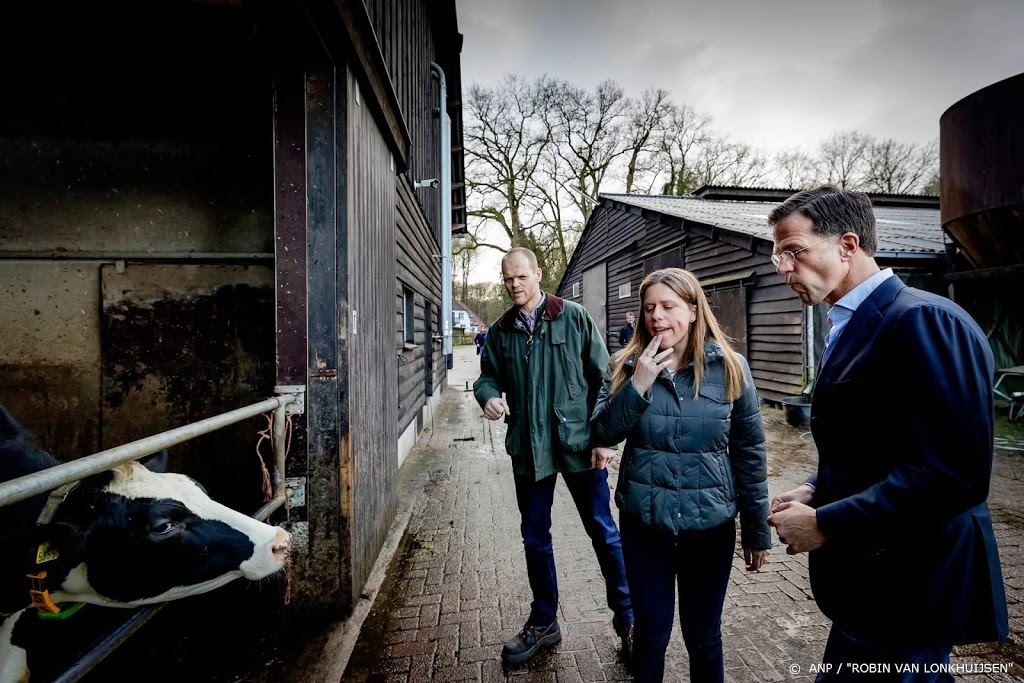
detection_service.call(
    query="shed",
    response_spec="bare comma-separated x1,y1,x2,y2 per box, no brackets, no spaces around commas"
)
556,187,946,403
0,0,467,669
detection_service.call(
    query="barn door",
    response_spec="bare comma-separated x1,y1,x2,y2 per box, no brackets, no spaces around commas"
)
705,284,748,359
582,263,607,340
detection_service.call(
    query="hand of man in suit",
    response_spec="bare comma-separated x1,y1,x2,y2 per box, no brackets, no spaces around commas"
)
770,483,815,510
768,501,825,555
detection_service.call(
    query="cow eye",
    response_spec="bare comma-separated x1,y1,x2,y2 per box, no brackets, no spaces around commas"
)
150,520,182,538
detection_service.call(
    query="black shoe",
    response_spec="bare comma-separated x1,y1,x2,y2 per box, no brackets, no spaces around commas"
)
613,615,634,661
501,620,561,665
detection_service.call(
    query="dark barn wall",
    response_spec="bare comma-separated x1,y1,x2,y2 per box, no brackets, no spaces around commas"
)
0,3,274,465
101,265,275,514
348,71,400,603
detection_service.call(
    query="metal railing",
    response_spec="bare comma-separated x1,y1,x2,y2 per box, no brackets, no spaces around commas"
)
0,388,305,682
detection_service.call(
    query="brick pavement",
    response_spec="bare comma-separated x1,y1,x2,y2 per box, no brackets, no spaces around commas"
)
342,344,1024,682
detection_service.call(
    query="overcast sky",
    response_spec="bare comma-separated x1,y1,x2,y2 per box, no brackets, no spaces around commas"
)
457,0,1023,150
455,0,1024,284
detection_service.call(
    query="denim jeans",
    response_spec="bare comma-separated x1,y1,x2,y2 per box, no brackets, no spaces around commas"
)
621,516,736,683
513,468,633,627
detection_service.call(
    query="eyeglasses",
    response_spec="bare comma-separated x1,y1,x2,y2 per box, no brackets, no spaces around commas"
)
771,235,839,268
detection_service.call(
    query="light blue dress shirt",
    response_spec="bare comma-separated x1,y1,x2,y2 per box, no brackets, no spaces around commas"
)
821,268,895,368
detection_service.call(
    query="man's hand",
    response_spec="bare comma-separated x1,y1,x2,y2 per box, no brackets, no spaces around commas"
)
770,483,814,511
767,502,825,555
591,447,617,470
744,548,767,572
482,394,511,421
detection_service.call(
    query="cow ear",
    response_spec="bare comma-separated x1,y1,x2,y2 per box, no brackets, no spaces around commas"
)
140,449,170,473
28,522,86,576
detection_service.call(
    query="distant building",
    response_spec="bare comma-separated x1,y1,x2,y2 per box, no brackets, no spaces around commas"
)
453,300,476,334
557,186,946,404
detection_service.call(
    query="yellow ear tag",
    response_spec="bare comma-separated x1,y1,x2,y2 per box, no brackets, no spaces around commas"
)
36,542,60,564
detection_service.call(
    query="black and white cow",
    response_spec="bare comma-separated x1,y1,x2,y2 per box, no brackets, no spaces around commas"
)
0,405,291,683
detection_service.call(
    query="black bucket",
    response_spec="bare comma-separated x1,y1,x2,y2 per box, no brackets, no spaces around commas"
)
781,395,812,427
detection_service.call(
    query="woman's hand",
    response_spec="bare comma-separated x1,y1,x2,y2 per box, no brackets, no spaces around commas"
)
631,335,674,395
744,548,767,572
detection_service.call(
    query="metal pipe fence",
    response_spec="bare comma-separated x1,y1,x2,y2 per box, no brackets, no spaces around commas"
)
0,390,304,683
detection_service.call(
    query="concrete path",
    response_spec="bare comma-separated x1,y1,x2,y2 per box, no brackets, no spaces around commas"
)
342,344,1024,682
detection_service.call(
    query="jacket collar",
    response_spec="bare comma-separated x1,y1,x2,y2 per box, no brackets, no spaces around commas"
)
817,274,905,384
497,292,565,330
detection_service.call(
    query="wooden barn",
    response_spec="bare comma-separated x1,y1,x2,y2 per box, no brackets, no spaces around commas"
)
0,0,466,675
556,187,946,404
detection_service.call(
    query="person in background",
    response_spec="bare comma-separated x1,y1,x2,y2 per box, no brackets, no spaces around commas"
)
474,247,634,667
766,185,1007,682
618,311,635,348
591,267,770,683
474,325,488,356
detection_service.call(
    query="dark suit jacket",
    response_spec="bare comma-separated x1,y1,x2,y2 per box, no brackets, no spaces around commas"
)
807,275,1008,647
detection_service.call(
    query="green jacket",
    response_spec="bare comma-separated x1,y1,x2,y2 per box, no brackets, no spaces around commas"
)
474,294,609,480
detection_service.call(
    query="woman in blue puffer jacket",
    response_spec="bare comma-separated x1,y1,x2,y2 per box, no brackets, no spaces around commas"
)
591,267,770,683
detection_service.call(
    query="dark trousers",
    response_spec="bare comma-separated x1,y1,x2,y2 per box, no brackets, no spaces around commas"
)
817,627,954,683
513,469,633,627
621,517,736,683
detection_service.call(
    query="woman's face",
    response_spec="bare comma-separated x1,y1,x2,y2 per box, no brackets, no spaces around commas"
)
643,282,695,352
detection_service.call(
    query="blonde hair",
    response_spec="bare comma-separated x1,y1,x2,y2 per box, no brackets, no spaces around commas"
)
609,268,747,400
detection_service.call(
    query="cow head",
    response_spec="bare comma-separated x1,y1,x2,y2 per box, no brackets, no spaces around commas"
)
0,407,291,611
0,406,292,683
35,462,291,608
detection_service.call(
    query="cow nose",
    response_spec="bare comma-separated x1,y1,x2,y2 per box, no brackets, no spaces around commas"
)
271,527,291,562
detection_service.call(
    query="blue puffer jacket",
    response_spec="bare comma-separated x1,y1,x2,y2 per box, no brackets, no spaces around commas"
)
591,343,771,550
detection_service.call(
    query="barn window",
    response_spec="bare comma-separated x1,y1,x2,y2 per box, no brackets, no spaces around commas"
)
403,287,415,344
618,282,631,299
571,282,581,298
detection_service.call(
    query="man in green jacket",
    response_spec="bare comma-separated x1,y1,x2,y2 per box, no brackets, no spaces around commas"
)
474,247,634,666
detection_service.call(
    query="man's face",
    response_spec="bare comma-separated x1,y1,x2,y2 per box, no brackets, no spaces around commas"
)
626,313,635,325
502,256,542,308
772,212,844,306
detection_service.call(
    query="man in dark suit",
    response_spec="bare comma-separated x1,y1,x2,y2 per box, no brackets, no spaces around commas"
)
766,185,1007,681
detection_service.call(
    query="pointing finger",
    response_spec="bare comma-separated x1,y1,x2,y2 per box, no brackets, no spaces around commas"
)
501,393,511,418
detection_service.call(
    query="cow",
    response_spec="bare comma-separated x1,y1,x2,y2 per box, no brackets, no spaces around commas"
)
0,405,292,683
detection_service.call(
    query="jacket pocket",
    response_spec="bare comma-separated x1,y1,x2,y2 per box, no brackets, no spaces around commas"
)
551,336,582,398
504,416,521,455
554,400,590,453
698,383,732,420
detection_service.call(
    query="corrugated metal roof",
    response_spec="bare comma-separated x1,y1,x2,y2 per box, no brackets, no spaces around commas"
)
603,194,945,255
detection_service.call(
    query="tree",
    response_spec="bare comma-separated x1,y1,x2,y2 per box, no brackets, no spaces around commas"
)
464,75,552,250
862,138,938,194
622,88,672,193
657,102,711,195
773,147,819,189
692,136,771,188
817,130,870,189
547,79,629,223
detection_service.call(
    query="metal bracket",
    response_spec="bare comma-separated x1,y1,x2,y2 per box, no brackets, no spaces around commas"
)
274,385,306,415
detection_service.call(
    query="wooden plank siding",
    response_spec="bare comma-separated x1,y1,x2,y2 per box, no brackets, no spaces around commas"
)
365,0,453,241
396,176,443,434
347,70,399,604
557,201,809,405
